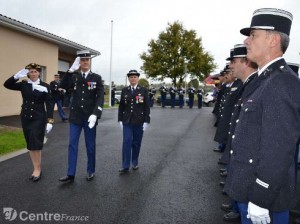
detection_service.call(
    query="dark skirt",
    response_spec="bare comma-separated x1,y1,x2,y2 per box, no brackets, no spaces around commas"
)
21,117,46,150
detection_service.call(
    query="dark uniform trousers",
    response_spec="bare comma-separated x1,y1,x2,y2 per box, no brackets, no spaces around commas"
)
60,71,104,176
169,87,176,108
118,85,150,169
188,87,195,108
178,88,185,108
224,59,300,223
197,90,203,109
50,80,67,120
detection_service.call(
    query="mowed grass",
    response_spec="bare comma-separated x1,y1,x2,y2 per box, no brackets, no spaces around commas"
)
0,126,26,155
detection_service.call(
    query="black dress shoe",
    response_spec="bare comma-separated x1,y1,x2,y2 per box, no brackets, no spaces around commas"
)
220,181,225,186
218,159,227,165
295,218,300,224
213,147,223,152
132,165,139,170
223,211,240,222
220,171,228,177
220,168,227,172
86,174,95,181
290,209,300,217
221,203,233,212
119,168,129,174
59,175,74,183
222,189,227,195
32,172,42,182
29,175,34,180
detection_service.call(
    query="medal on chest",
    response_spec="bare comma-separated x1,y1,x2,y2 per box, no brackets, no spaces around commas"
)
136,94,144,104
87,82,97,90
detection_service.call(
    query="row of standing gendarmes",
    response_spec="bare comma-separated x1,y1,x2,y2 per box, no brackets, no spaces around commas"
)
148,83,203,109
3,50,150,182
210,8,300,224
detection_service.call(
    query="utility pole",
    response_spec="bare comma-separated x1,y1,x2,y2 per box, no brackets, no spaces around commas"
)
109,20,113,107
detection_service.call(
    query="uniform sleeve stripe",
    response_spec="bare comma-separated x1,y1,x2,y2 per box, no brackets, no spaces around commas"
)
256,178,269,189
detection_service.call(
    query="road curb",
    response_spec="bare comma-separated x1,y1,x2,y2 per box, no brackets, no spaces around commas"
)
0,148,28,163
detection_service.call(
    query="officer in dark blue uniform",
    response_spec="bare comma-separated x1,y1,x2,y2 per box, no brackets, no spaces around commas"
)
50,74,68,122
224,8,300,224
111,81,116,106
148,84,156,107
118,70,150,173
59,50,104,183
159,82,168,108
196,87,203,109
219,44,258,222
169,85,177,108
177,84,185,108
187,85,195,108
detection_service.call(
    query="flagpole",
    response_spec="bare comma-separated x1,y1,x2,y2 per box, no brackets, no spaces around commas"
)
109,20,113,107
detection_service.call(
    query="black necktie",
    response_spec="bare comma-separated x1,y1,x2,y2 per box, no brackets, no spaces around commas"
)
82,72,85,79
131,87,135,94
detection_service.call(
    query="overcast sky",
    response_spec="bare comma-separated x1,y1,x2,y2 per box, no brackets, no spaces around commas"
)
1,0,299,85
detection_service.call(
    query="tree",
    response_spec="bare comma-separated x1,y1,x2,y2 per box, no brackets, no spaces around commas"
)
138,78,149,88
140,21,216,86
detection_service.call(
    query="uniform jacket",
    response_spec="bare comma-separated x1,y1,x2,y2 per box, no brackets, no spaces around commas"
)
224,59,300,211
50,80,63,100
178,87,185,99
220,72,258,164
212,83,227,116
118,85,150,125
4,76,53,121
148,87,156,98
214,79,243,144
187,87,195,98
159,86,168,96
60,71,104,124
169,87,177,98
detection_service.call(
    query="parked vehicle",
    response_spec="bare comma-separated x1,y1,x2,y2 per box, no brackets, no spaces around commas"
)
114,90,121,104
203,91,215,106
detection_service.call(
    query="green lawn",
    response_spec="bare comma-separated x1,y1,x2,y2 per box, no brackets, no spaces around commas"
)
0,127,26,155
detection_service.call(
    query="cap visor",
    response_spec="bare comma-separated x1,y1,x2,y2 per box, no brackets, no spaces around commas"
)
240,27,251,36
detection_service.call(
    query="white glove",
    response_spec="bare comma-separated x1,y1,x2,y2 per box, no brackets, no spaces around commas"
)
69,57,80,72
247,202,271,224
46,123,53,134
143,122,149,131
88,114,97,129
14,68,29,80
119,121,123,129
32,84,48,93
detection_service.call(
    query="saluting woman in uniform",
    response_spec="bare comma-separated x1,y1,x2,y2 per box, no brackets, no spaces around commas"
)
3,63,54,182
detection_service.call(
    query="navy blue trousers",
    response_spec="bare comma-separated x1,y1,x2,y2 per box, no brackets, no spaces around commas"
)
122,124,144,169
67,122,96,176
53,98,67,120
188,97,194,108
170,95,176,108
149,98,154,107
161,95,166,108
179,96,184,108
237,202,289,224
198,96,202,108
